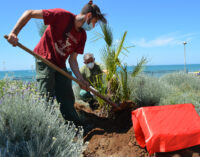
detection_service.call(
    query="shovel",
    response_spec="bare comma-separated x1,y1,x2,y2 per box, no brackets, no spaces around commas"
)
4,35,124,110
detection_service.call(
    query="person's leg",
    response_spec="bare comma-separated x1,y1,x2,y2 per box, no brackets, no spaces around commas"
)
55,69,82,126
35,59,56,102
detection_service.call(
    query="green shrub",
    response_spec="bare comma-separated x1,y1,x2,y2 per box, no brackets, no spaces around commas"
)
127,72,200,115
159,72,200,115
129,75,175,107
160,72,200,92
0,80,85,157
159,91,200,115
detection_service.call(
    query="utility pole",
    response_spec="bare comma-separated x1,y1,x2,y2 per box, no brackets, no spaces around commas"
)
183,41,187,73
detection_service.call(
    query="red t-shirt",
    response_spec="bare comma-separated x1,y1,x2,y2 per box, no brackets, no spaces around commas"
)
34,8,87,68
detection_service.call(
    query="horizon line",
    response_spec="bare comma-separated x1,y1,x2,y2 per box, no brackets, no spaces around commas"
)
0,63,200,72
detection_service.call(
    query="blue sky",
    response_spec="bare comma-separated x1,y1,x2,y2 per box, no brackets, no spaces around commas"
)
1,0,200,70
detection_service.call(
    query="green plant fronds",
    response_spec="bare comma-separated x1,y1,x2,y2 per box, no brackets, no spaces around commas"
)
115,31,127,61
90,74,108,108
131,57,147,78
120,65,131,101
101,23,113,46
120,45,135,57
123,45,135,53
91,24,113,46
91,31,104,43
101,47,117,81
92,24,146,116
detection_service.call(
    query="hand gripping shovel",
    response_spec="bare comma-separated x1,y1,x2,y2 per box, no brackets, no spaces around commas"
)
4,35,123,110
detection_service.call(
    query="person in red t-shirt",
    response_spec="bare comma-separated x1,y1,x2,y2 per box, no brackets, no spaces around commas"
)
7,1,107,128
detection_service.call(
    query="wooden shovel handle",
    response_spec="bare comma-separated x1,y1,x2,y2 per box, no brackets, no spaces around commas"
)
4,35,119,108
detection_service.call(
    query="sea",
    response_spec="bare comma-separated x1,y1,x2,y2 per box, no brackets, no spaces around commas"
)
0,64,200,82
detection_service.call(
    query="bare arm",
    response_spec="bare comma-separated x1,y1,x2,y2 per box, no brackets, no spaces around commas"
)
8,10,43,46
69,53,89,89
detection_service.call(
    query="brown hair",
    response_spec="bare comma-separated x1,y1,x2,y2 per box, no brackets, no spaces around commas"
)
81,1,107,23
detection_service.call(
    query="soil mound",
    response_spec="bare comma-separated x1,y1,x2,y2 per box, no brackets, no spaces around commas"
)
75,103,200,157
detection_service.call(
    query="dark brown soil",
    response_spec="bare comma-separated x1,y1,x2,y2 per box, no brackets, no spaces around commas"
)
75,103,200,157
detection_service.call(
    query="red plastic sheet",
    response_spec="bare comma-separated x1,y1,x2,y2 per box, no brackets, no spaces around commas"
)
132,103,200,155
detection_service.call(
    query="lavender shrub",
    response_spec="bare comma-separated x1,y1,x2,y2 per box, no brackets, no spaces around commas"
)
0,80,86,157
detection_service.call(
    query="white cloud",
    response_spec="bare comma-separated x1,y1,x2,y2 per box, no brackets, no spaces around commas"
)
132,33,196,48
134,37,174,47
